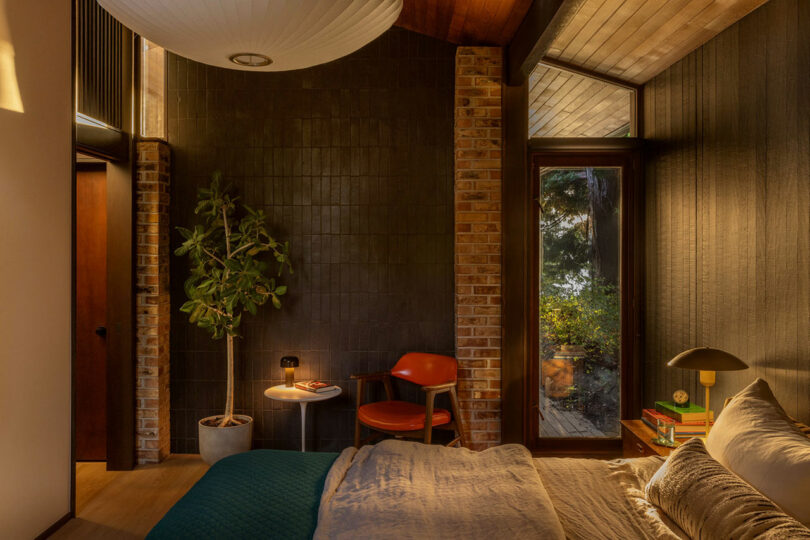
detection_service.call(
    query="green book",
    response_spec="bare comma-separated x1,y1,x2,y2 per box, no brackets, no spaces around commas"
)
655,401,714,423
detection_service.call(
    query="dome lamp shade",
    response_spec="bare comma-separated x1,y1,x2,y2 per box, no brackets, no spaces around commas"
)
667,347,748,372
96,0,404,72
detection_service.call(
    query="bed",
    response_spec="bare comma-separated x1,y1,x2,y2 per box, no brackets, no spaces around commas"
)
149,379,810,539
149,443,675,540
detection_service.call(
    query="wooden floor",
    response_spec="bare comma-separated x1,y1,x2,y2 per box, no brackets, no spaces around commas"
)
539,391,605,438
53,455,208,539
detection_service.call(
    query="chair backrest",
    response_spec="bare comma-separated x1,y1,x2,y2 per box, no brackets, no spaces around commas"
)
391,352,457,386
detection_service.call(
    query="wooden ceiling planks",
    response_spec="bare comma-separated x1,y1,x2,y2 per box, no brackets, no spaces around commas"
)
395,0,766,137
528,64,631,137
544,0,769,85
395,0,534,45
527,0,766,138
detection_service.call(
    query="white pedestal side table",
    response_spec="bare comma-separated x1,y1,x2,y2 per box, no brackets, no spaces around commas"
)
263,384,342,452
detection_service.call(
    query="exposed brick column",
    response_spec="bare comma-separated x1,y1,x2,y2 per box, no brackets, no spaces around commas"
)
454,47,503,450
135,140,171,464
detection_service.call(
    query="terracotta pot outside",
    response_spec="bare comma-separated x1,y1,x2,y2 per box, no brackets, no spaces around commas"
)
542,345,585,398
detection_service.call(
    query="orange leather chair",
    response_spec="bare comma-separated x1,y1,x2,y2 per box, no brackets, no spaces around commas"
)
352,352,468,448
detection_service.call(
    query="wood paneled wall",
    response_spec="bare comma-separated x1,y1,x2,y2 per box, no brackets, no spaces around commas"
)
643,0,809,423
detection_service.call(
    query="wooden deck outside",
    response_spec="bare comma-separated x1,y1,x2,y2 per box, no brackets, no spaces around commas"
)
538,389,605,438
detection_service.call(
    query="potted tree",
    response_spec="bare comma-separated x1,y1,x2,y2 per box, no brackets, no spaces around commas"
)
175,173,292,464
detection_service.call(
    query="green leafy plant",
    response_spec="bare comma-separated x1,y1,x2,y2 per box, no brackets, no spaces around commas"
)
539,295,588,347
175,173,292,427
539,285,617,350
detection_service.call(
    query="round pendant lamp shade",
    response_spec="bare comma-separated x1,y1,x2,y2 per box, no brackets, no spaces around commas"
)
96,0,403,71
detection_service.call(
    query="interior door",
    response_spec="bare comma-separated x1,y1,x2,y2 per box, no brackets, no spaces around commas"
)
76,165,107,461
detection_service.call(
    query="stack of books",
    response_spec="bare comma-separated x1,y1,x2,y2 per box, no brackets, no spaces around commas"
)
642,401,714,439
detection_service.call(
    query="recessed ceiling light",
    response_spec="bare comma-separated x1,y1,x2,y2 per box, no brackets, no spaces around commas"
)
228,53,272,67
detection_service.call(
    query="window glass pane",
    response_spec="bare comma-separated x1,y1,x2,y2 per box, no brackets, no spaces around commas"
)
538,167,620,438
140,38,165,138
528,64,632,138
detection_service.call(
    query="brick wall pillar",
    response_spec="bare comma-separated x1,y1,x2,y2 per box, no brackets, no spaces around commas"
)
454,47,503,450
135,140,171,464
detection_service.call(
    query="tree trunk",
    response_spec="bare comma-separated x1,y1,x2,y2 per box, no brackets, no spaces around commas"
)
586,168,619,286
219,334,235,427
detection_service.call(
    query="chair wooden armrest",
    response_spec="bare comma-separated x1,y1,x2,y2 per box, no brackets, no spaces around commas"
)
350,371,391,381
421,380,461,445
420,381,456,393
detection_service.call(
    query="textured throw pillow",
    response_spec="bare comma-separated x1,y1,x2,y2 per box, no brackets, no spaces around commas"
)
706,378,810,525
646,438,810,539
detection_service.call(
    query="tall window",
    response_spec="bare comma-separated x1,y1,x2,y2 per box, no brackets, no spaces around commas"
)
140,38,165,138
536,166,621,439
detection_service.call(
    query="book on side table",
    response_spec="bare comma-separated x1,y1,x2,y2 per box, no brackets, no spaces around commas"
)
654,400,714,423
642,408,713,438
295,380,338,393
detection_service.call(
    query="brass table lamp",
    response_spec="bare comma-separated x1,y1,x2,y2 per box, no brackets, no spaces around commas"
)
281,356,300,387
667,347,748,435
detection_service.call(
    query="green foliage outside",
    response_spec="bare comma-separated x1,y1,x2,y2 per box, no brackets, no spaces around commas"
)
539,168,620,433
539,283,619,356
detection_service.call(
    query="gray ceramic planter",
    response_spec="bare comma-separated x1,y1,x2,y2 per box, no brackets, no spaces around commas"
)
198,415,253,465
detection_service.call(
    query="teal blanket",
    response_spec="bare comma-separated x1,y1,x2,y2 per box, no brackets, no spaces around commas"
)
148,450,338,540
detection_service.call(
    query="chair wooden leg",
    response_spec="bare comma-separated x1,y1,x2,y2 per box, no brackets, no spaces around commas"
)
361,431,385,446
449,386,467,447
354,379,365,448
424,390,437,444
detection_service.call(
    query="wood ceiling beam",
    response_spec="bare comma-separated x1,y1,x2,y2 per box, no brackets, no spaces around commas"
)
506,0,585,86
537,56,640,91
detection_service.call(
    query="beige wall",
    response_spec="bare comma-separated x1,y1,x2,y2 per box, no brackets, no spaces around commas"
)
0,0,73,537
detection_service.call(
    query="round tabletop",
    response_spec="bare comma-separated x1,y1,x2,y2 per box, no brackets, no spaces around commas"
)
264,384,342,402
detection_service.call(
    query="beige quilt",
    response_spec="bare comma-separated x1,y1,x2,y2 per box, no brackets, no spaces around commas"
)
534,455,687,540
314,439,566,540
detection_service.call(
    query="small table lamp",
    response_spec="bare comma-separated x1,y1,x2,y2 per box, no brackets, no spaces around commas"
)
667,347,748,435
281,356,299,387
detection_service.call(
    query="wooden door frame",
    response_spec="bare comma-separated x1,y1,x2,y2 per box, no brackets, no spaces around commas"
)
74,158,136,472
525,140,643,453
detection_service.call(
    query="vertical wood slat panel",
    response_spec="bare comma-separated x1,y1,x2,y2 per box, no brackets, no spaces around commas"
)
767,0,799,412
642,0,809,423
796,0,810,422
693,46,703,404
77,0,124,129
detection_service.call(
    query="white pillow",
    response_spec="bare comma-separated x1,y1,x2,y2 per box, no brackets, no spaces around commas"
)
706,378,810,525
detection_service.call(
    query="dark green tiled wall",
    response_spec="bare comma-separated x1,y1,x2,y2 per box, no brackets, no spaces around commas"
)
168,28,456,453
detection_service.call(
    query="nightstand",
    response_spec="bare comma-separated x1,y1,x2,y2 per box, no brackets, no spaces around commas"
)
620,420,673,458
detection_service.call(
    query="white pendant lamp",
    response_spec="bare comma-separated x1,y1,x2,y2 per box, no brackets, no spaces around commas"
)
96,0,403,71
